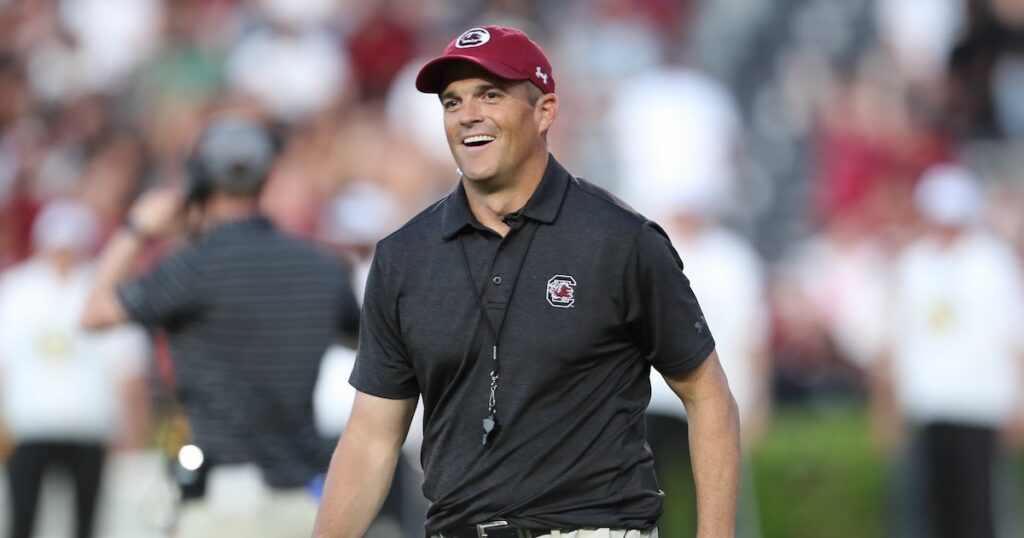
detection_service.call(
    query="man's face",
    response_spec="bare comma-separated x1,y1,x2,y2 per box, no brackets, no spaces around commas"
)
439,64,549,187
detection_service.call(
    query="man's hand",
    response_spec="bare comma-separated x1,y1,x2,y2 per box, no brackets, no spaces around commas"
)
82,187,184,330
126,187,186,239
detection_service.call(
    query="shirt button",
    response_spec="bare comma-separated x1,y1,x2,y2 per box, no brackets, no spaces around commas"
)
492,276,502,285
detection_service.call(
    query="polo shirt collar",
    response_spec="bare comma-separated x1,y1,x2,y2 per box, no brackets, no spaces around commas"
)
441,154,571,240
205,214,273,240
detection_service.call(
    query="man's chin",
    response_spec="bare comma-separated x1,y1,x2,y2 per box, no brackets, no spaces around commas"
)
459,167,497,184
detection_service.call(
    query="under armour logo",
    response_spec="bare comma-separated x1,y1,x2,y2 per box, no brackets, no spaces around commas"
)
535,66,549,85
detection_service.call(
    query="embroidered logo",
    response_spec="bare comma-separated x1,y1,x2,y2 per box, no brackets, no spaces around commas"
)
535,66,549,86
546,275,576,308
455,28,490,48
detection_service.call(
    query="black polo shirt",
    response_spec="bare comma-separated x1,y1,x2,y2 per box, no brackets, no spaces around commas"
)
351,155,714,533
117,215,360,488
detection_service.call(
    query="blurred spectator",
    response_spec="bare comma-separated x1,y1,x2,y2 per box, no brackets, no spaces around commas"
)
386,56,456,164
258,0,337,29
78,134,146,235
874,164,1024,538
346,2,418,101
771,214,890,401
556,0,678,81
131,0,228,115
611,62,767,538
260,120,337,239
0,199,149,538
948,0,1024,138
644,193,771,538
57,0,163,92
225,17,349,123
80,116,361,538
325,102,453,209
314,179,423,537
875,0,965,88
318,179,403,301
313,180,403,440
810,57,953,233
688,0,769,80
21,0,160,103
609,66,743,219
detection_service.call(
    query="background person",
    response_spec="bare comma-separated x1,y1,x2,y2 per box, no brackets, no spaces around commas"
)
641,185,771,538
873,164,1024,538
80,115,361,538
0,199,148,538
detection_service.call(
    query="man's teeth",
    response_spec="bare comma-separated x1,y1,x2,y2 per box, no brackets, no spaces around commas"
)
464,135,495,145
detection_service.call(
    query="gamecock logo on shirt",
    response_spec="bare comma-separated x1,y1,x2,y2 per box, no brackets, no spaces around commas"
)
546,275,577,308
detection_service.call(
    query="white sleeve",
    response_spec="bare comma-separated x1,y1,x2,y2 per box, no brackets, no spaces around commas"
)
95,324,151,380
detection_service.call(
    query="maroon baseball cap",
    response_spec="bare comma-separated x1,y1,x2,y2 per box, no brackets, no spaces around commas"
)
415,25,556,95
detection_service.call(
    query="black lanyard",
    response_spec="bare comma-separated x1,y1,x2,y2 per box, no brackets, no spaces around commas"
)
457,219,541,446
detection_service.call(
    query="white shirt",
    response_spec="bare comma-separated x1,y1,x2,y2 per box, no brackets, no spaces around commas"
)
609,68,741,219
647,225,768,429
0,258,148,442
226,27,348,122
890,231,1024,426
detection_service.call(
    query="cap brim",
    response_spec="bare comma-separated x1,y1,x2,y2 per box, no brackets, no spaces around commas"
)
415,55,526,93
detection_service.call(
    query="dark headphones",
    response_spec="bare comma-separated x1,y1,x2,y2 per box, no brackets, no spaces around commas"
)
185,117,281,204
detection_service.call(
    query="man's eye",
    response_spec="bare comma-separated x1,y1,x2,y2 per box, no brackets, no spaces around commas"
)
484,92,500,100
443,100,459,109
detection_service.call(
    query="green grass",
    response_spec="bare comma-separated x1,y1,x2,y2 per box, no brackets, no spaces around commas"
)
751,404,887,538
656,403,887,538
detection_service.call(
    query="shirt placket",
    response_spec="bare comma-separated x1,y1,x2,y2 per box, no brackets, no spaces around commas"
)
478,221,529,333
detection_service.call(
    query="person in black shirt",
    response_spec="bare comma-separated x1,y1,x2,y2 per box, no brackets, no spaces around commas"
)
314,26,740,538
82,115,360,538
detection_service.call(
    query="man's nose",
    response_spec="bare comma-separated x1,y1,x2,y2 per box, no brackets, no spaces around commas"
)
458,99,484,126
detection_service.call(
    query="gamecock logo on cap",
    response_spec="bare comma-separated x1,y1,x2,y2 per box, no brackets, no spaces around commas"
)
546,275,577,308
456,28,490,48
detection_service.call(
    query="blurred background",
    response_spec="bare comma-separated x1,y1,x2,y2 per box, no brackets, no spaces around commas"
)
1,0,1024,537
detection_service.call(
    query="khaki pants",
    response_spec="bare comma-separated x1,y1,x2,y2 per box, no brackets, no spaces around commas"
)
541,530,658,538
434,529,658,538
175,489,317,538
175,464,317,538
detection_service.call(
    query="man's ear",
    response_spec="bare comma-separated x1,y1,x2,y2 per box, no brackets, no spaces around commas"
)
535,93,559,136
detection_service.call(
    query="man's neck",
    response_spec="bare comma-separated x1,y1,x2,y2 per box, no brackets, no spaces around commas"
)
202,193,262,229
464,153,548,236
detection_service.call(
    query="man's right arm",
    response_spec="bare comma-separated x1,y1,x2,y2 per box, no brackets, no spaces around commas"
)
313,391,417,538
82,188,185,330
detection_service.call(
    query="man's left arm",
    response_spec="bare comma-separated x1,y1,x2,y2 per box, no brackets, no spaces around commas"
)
626,223,740,535
663,349,740,538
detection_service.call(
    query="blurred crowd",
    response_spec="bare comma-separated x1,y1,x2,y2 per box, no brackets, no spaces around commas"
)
1,0,1024,536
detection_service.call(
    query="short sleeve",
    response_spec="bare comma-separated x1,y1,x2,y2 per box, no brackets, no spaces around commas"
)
349,246,419,399
624,222,716,376
116,249,204,327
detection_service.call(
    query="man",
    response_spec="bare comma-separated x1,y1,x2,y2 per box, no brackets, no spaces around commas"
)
0,199,148,538
81,115,360,538
874,164,1024,538
314,26,740,538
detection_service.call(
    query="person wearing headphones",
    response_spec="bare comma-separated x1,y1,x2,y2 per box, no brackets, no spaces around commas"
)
81,114,361,538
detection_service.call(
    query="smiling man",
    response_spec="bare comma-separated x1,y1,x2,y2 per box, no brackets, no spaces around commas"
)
313,26,740,538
